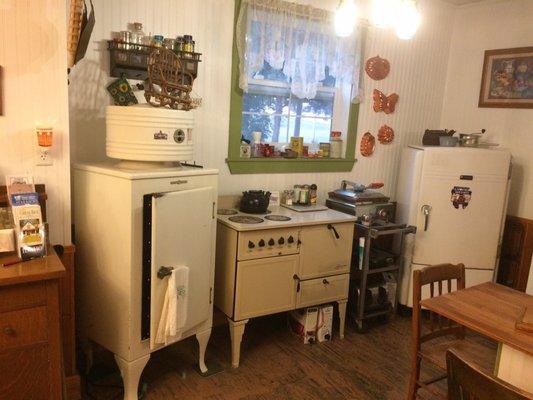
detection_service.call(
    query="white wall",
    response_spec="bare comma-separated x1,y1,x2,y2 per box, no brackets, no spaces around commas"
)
0,0,71,244
440,0,533,220
69,0,455,202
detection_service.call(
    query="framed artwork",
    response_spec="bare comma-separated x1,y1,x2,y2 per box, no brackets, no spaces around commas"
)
479,46,533,108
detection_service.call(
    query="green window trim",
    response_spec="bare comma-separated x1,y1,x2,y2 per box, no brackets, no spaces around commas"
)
226,0,359,175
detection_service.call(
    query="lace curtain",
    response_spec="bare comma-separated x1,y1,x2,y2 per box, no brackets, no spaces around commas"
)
236,0,363,102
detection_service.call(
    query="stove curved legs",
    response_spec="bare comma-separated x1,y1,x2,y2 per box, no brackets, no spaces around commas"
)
114,354,150,400
337,299,348,339
228,318,249,368
196,328,212,374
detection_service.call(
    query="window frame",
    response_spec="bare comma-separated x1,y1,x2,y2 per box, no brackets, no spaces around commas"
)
226,0,359,174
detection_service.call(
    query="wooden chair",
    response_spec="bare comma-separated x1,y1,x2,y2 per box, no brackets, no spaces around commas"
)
407,263,494,400
447,349,533,400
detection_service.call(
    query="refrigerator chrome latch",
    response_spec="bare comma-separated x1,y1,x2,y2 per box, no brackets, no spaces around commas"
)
421,205,432,231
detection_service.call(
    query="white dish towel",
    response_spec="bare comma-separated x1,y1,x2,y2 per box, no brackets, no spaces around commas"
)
155,266,189,345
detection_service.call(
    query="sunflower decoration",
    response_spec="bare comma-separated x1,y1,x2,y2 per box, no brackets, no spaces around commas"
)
106,77,138,106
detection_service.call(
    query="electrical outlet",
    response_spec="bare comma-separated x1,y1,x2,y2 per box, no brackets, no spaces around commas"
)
36,146,53,166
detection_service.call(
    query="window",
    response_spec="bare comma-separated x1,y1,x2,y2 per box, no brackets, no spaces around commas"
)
227,0,362,174
242,61,336,146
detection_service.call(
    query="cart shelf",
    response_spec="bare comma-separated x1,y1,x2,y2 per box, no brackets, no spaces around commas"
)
351,221,416,332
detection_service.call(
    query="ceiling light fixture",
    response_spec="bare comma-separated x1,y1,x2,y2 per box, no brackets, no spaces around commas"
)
394,0,421,40
335,0,358,37
371,0,400,28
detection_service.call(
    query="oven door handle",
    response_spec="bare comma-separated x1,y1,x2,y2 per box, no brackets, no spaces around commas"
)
327,224,340,239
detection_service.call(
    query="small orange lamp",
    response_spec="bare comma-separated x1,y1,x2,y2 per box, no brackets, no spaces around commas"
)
36,127,54,147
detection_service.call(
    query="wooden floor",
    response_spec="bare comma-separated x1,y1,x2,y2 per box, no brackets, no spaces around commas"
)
83,313,493,400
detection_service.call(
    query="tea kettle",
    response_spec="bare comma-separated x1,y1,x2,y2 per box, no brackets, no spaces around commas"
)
240,190,271,214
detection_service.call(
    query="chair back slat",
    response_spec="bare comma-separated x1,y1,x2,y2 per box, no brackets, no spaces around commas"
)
412,263,466,349
447,350,533,400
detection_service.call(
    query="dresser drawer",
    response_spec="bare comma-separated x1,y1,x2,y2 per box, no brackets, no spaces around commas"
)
0,282,46,313
297,274,349,308
0,306,48,351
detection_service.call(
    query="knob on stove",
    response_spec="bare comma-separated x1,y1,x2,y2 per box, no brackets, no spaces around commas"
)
248,241,255,249
258,239,265,247
278,237,285,245
268,238,275,246
288,236,294,244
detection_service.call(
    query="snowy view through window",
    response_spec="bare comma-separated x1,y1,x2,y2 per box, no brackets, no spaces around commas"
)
241,62,336,145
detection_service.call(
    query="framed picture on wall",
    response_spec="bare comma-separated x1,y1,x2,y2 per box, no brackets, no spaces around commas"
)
478,46,533,109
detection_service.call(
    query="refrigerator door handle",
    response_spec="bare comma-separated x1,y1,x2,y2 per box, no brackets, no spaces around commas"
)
421,205,432,231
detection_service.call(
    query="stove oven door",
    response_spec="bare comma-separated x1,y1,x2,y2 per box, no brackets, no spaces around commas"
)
148,187,215,350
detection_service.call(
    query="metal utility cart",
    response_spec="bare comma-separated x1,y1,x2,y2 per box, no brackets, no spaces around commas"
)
352,221,416,332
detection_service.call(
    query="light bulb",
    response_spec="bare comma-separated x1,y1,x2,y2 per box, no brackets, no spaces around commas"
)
371,0,400,29
335,0,358,37
395,0,421,40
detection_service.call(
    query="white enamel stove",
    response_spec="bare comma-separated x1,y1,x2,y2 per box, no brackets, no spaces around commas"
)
215,206,356,368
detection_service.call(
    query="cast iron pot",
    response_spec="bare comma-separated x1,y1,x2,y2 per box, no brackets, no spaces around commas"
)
240,190,271,214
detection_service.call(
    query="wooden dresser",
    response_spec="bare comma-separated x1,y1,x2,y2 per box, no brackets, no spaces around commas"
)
0,250,65,399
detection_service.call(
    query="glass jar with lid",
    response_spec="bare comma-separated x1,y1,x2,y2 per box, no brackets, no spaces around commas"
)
130,22,145,50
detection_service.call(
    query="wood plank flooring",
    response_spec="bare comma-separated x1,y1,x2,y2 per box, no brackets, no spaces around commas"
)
83,313,494,400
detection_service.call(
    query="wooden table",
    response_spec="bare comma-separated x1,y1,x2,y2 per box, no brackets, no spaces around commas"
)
421,282,533,393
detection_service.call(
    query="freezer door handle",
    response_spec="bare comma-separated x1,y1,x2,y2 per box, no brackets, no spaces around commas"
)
421,205,432,231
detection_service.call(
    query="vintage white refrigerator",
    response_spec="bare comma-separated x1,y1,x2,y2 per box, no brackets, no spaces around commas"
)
73,163,218,400
396,146,511,307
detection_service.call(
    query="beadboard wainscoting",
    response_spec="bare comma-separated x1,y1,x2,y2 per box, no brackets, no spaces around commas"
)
0,0,71,244
69,0,455,202
440,0,533,220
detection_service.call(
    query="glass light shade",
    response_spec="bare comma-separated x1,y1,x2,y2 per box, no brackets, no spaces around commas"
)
395,0,421,40
371,0,400,28
335,0,358,37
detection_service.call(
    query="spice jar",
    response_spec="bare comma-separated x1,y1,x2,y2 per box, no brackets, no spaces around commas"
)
299,185,309,205
163,38,175,50
309,184,317,205
330,137,343,159
130,22,145,50
120,31,131,49
175,36,184,53
183,35,194,55
152,35,164,48
293,185,301,204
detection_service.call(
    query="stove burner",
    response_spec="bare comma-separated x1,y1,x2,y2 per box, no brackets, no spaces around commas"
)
228,216,264,224
264,215,291,222
217,208,238,215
